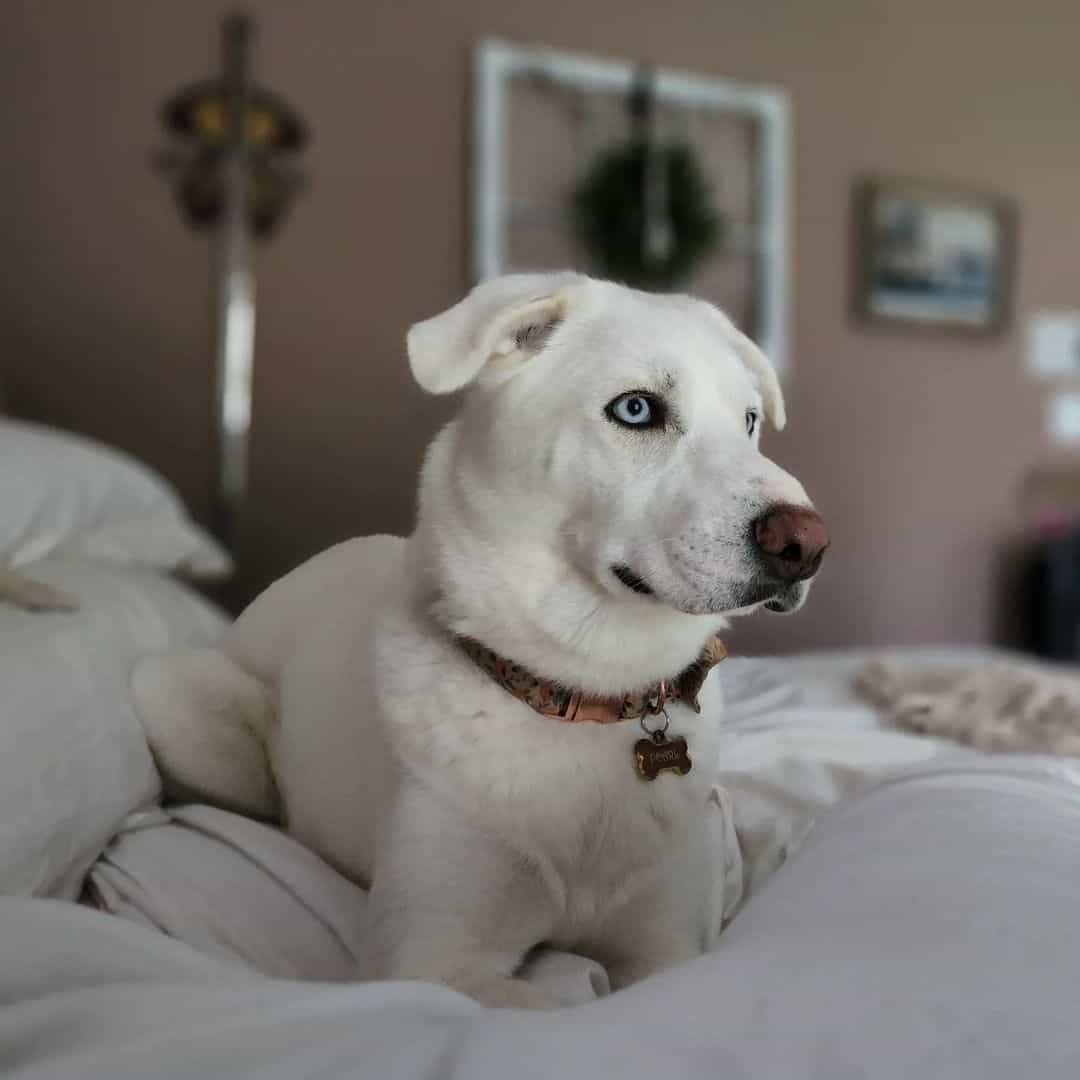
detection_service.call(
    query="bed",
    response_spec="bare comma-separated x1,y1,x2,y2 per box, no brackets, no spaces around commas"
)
3,418,1080,1079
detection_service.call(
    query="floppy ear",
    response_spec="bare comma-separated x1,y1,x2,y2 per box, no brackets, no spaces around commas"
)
698,302,787,430
731,329,786,431
406,273,584,395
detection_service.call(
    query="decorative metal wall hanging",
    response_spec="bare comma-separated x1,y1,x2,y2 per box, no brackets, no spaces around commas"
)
156,13,309,547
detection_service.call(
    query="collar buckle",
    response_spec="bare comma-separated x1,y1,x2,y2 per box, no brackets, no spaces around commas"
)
644,679,668,717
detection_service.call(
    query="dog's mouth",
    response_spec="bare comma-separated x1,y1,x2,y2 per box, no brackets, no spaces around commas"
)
611,564,654,597
762,581,808,614
612,565,809,615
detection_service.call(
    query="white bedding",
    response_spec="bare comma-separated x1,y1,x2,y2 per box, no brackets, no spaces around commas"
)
717,648,997,899
5,634,1080,1077
0,418,229,580
0,559,226,897
5,756,1080,1079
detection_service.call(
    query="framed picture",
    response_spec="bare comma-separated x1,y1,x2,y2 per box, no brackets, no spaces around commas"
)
854,178,1015,334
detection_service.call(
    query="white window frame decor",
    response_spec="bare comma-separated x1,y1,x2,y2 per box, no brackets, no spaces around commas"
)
472,39,792,372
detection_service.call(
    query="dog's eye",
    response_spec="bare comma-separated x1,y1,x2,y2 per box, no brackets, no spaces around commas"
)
606,393,663,429
745,409,759,438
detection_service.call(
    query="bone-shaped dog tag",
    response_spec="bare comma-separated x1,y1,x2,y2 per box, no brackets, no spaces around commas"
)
634,732,692,780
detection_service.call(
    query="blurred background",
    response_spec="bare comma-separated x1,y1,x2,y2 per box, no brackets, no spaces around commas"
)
4,0,1080,656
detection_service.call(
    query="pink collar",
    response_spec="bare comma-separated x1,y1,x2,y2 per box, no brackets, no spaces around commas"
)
460,634,727,724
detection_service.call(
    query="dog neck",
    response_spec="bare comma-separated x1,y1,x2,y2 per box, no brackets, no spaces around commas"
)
411,422,727,697
458,633,726,724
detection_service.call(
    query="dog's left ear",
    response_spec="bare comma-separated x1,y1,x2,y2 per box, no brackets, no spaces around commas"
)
717,318,785,431
732,330,786,430
698,303,786,430
407,273,583,395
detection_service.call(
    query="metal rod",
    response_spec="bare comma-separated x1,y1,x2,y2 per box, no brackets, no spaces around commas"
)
211,12,255,547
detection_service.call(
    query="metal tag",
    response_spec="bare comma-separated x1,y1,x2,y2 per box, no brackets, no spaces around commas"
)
634,732,692,781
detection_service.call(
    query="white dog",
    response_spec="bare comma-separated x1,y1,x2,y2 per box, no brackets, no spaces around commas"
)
132,273,828,1008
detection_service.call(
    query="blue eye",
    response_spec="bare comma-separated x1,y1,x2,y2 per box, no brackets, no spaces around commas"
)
607,393,663,429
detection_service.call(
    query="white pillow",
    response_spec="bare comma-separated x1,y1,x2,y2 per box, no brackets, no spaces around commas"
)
0,558,227,898
0,418,230,580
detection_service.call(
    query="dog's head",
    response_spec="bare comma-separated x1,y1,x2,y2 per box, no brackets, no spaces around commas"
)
410,273,827,617
408,274,826,687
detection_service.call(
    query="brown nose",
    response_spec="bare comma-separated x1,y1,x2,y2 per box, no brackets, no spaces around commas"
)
753,505,829,582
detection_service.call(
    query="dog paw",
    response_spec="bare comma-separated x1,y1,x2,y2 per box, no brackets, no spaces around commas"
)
450,974,560,1010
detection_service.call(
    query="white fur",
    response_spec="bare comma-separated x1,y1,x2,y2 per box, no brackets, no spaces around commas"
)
132,274,821,1008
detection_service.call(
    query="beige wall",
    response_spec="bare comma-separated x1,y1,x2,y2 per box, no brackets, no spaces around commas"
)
4,0,1079,652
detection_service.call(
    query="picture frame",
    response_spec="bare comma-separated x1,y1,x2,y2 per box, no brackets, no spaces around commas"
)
853,178,1016,334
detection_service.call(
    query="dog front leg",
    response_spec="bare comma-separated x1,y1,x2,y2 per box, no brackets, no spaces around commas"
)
595,840,714,991
363,791,559,1009
600,921,704,992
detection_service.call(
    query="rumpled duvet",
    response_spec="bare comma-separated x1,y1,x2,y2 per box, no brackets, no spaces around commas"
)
5,650,1080,1077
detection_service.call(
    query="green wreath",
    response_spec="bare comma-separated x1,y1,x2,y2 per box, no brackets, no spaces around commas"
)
573,137,723,291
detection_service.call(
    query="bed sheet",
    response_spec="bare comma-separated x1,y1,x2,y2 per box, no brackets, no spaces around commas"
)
6,755,1080,1079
